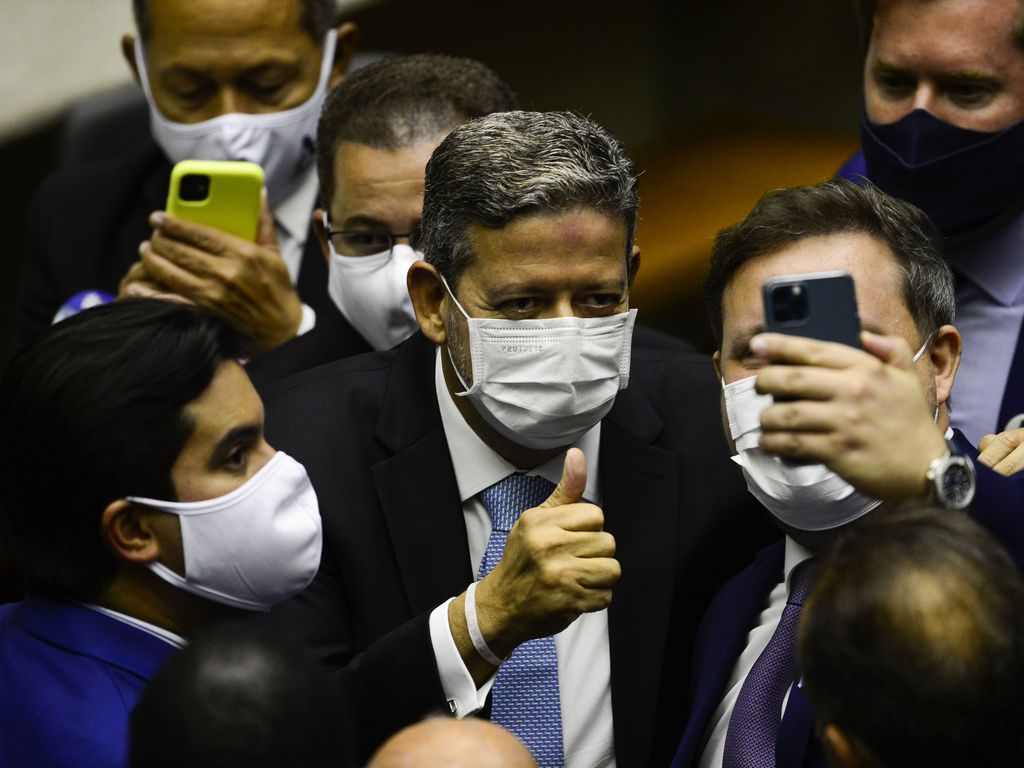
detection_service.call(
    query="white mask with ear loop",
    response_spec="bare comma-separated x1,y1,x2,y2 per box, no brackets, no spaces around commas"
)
127,452,323,611
441,274,637,450
723,334,934,531
135,31,338,206
323,213,422,350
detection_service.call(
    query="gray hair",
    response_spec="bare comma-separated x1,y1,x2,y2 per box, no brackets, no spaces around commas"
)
419,110,639,287
704,179,956,346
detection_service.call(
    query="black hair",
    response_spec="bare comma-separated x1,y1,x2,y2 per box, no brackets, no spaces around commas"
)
0,300,250,602
130,623,353,768
316,53,518,207
704,179,953,347
132,0,338,44
799,508,1024,767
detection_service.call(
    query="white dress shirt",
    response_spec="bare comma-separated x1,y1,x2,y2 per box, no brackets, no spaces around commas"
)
81,603,186,650
697,537,813,768
272,164,320,336
427,351,616,768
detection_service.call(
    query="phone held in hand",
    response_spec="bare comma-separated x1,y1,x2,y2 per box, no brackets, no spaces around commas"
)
166,160,264,241
762,270,862,348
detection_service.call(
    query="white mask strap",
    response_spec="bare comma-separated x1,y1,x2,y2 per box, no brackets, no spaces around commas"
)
912,331,935,363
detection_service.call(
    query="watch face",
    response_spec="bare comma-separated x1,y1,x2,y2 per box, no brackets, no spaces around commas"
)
941,461,975,507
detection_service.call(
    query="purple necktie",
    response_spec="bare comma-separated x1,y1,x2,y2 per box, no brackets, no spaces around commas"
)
722,559,816,768
478,473,564,768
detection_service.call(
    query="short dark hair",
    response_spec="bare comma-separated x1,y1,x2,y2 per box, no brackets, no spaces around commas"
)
0,300,250,602
315,53,518,209
704,179,954,347
799,508,1024,767
854,0,1024,51
130,624,353,768
132,0,338,44
420,110,639,288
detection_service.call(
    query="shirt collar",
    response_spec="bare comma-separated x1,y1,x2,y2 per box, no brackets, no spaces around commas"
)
273,163,319,246
434,349,602,504
946,212,1024,307
783,536,814,593
81,603,186,650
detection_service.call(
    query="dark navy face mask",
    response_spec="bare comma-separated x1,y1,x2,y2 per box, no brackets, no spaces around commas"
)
861,106,1024,238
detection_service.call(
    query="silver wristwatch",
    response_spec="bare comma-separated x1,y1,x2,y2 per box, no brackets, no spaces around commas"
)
925,448,976,510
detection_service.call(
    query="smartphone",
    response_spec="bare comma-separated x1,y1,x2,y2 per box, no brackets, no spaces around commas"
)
166,160,264,241
762,270,861,347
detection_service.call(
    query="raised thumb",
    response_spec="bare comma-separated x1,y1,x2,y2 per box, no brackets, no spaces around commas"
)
539,447,587,508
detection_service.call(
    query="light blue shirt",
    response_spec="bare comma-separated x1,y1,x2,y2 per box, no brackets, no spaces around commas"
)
946,212,1024,445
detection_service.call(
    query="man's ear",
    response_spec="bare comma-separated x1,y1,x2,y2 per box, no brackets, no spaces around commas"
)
821,723,864,768
101,500,161,565
122,34,141,84
712,349,723,380
329,22,360,88
929,324,961,407
312,208,330,264
627,245,641,287
407,261,448,344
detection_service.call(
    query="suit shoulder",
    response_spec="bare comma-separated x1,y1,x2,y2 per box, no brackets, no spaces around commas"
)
258,348,398,429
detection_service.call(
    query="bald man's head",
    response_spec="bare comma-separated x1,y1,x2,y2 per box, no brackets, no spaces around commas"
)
368,717,536,768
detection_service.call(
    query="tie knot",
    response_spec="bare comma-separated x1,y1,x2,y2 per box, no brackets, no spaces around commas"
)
479,474,556,532
786,559,817,607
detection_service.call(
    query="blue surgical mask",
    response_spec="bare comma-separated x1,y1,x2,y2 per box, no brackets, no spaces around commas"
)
860,105,1024,237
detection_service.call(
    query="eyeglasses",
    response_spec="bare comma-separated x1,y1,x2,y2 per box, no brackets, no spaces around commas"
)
324,225,421,257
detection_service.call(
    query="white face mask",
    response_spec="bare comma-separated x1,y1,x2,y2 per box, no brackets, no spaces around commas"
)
127,452,323,611
721,335,933,531
324,214,422,350
135,31,337,206
442,275,637,450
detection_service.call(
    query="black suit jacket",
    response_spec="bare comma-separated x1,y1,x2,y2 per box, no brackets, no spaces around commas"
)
17,139,354,356
259,331,775,765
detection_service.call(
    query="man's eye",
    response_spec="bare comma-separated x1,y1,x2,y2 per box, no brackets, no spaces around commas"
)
583,293,620,308
874,71,915,97
334,232,392,256
224,446,247,469
501,297,538,315
945,81,996,108
244,78,290,101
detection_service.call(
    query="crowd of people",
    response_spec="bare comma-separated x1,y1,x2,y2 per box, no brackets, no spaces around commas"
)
3,0,1024,766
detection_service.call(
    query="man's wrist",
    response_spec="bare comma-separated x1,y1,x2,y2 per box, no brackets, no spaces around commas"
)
924,442,977,510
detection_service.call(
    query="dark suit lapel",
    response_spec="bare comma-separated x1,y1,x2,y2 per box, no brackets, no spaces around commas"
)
599,383,678,767
672,542,786,767
371,335,473,616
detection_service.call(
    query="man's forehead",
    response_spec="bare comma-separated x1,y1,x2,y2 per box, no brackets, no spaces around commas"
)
147,0,309,47
723,232,909,334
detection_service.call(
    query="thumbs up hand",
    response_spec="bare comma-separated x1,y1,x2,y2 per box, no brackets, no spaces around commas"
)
472,448,621,660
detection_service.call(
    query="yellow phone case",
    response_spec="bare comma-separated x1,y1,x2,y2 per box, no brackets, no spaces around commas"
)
166,160,264,241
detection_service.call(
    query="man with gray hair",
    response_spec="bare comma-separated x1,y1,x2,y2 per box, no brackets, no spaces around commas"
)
260,110,773,766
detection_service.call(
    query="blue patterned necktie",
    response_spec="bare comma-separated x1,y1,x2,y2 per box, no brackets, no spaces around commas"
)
722,559,816,768
478,473,564,768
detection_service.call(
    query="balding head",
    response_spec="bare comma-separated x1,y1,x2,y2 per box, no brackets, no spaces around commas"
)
799,507,1024,767
368,717,537,768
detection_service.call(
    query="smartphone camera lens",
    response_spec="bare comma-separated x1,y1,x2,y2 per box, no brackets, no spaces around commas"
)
179,174,211,202
771,284,809,325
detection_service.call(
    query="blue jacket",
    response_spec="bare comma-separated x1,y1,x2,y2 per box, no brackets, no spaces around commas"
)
671,429,1024,768
0,594,177,768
